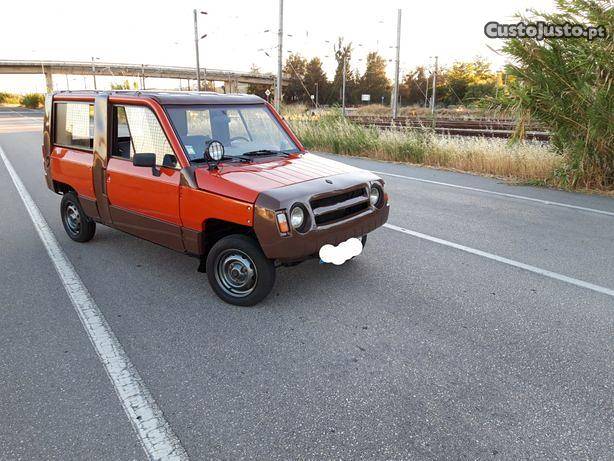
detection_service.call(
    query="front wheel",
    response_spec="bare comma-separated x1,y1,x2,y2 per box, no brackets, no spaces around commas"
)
60,192,96,242
206,235,276,307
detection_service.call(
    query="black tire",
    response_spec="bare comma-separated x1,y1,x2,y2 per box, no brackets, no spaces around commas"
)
60,192,96,242
206,234,276,307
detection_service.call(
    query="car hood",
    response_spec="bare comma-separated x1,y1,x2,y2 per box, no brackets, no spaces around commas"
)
193,153,362,202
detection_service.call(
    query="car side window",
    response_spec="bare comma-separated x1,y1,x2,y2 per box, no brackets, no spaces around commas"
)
54,102,94,150
112,105,175,166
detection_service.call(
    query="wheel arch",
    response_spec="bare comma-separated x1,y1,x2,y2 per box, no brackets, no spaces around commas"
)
197,218,258,272
52,180,77,195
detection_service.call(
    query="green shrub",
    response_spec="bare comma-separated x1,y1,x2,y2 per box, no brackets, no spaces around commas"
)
0,92,23,105
496,0,614,190
20,93,44,109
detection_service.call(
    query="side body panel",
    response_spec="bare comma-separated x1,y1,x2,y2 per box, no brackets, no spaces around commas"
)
106,158,184,251
180,186,254,255
49,147,96,199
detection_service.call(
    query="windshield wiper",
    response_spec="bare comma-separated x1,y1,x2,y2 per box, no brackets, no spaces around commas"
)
191,156,249,164
241,149,290,157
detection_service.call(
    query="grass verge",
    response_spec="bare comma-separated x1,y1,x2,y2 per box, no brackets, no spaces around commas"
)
289,112,563,185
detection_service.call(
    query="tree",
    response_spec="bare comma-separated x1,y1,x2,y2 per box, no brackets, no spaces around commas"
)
329,37,355,105
441,59,496,105
303,57,328,106
111,79,138,90
497,0,613,189
358,52,391,105
283,53,308,103
399,67,429,106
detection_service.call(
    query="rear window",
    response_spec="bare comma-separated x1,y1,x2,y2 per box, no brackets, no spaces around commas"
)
54,102,94,150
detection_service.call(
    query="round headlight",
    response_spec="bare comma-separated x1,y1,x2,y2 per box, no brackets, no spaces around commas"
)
369,185,382,207
206,140,225,162
290,206,305,229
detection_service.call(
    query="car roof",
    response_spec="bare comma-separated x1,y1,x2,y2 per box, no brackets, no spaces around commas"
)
53,90,265,105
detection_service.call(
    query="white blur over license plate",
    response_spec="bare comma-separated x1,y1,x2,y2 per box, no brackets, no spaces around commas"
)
319,237,363,265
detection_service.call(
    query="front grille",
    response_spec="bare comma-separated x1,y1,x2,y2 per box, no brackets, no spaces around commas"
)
310,188,366,210
314,201,369,226
310,186,369,226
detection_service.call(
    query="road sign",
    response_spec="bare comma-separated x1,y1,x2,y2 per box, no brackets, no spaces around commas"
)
361,94,371,102
265,89,271,96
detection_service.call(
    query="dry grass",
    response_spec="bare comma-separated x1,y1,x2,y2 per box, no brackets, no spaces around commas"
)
282,103,502,121
349,104,492,119
290,114,563,184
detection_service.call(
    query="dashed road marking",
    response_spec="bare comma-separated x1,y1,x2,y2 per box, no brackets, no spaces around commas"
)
384,223,614,298
374,170,614,217
0,145,188,460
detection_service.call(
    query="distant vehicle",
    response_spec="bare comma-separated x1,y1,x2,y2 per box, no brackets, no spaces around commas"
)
42,91,389,306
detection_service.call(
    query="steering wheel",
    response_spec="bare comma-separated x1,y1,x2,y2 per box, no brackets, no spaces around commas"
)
230,136,250,144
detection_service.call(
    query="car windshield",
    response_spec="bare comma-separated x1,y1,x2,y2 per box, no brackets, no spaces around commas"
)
166,104,300,162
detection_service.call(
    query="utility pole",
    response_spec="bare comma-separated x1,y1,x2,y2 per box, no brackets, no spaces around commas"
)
91,57,97,90
342,55,347,116
193,9,201,91
391,9,402,118
430,56,438,114
431,56,438,129
315,82,319,108
424,76,429,108
275,0,284,112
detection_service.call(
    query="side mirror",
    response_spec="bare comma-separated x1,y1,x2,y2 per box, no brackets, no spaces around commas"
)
133,153,160,177
133,153,155,167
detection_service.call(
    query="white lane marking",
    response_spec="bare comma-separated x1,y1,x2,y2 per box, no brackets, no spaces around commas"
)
384,223,614,298
0,145,188,460
373,170,614,217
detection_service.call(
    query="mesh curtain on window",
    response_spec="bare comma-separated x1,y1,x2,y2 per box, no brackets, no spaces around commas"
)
124,106,174,164
66,104,91,141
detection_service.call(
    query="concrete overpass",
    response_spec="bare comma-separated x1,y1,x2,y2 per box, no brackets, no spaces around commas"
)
0,60,284,93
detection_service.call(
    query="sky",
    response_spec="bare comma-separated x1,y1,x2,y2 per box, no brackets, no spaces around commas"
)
0,0,556,93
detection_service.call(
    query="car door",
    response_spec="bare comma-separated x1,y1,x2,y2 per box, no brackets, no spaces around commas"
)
106,104,184,251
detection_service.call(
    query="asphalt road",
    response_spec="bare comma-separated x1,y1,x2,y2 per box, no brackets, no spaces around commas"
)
1,108,612,459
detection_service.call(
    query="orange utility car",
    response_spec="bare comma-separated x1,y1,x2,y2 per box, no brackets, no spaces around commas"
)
43,91,389,305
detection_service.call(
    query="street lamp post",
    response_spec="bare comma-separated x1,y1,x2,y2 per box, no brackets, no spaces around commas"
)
430,57,438,115
91,57,99,90
193,9,208,91
391,9,402,118
275,0,284,111
430,56,439,128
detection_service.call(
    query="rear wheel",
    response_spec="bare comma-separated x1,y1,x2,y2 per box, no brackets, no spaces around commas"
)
206,235,275,307
60,192,96,242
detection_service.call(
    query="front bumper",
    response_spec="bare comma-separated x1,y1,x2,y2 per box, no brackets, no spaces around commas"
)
254,171,390,263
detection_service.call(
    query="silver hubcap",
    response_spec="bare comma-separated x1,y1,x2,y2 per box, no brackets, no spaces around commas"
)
65,203,81,234
215,250,257,298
